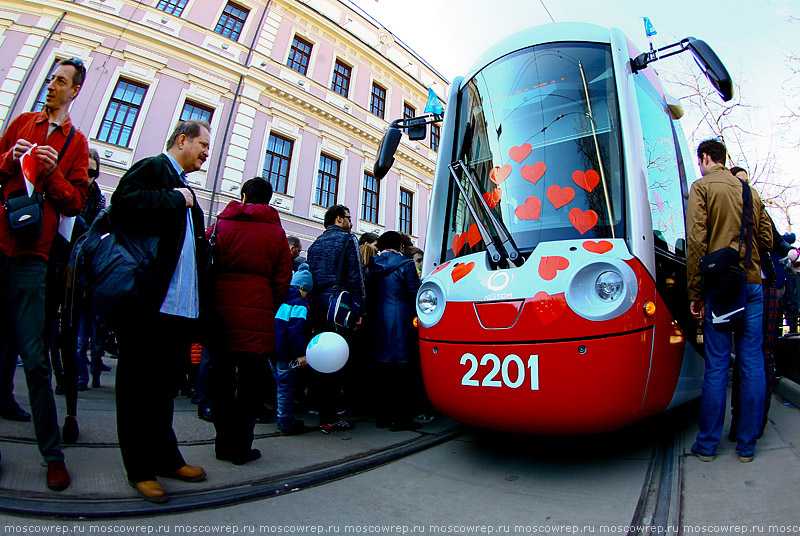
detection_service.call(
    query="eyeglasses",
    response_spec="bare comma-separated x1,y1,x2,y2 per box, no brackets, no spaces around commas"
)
60,57,86,85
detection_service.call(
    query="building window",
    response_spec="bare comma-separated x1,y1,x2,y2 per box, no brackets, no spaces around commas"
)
287,36,312,76
403,102,415,121
331,60,351,98
156,0,188,16
263,133,293,195
399,188,413,235
316,154,340,207
370,83,386,119
180,101,214,123
430,123,440,152
362,172,380,224
214,2,249,41
31,60,60,112
97,78,148,147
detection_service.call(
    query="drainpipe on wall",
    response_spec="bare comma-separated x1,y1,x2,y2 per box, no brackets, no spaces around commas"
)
207,74,243,227
206,0,271,226
3,11,66,127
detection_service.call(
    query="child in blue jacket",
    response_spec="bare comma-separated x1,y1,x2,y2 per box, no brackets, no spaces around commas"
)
270,265,313,435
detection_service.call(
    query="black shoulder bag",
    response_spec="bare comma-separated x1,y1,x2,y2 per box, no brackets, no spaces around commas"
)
2,126,76,246
699,179,754,331
326,234,360,331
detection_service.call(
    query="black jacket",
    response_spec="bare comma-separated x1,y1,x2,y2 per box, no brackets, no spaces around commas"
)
307,225,365,315
110,153,207,311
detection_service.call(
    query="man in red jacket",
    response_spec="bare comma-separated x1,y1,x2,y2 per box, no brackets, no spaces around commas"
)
0,57,90,491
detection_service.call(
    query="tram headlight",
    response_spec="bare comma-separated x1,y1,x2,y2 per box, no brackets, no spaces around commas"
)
595,271,624,302
418,289,438,314
565,258,638,321
416,281,446,328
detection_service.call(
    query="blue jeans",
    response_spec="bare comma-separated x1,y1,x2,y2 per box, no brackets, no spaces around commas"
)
76,312,103,385
693,284,766,457
269,358,296,430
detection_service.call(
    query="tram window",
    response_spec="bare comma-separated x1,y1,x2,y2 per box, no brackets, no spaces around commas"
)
440,42,625,263
634,75,686,257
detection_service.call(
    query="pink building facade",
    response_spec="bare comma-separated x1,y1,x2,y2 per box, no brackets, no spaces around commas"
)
0,0,448,251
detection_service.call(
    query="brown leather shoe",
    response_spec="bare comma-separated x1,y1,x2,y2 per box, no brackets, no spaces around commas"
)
130,480,167,504
158,464,206,482
46,460,71,491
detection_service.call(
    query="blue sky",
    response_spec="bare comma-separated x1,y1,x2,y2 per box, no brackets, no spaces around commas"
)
351,0,800,228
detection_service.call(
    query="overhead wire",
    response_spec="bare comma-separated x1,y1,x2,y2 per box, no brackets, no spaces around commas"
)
539,0,556,23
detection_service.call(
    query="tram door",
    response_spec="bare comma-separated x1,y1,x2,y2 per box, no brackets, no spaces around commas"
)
634,77,690,333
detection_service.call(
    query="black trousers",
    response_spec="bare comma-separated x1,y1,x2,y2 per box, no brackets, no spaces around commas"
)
116,311,192,482
211,351,265,458
375,362,413,425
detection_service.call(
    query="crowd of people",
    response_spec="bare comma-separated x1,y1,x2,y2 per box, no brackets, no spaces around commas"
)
0,57,433,503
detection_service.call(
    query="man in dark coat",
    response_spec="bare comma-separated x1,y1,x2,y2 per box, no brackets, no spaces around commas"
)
109,119,210,503
209,177,292,465
366,231,421,431
306,204,365,433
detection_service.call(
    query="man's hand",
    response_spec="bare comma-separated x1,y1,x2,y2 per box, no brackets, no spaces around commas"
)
176,187,194,207
34,145,59,176
297,356,308,367
353,316,363,331
690,300,705,323
13,139,34,161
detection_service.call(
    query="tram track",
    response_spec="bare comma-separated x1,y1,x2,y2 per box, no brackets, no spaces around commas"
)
627,427,683,535
0,425,465,519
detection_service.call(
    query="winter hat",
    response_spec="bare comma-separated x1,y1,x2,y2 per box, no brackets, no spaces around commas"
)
783,232,796,245
291,263,313,291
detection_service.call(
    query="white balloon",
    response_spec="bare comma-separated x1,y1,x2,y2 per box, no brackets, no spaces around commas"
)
306,332,349,373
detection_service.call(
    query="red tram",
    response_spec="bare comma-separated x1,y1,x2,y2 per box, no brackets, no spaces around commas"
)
375,23,733,434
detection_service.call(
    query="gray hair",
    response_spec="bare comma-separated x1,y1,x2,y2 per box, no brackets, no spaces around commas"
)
88,148,100,167
165,119,211,150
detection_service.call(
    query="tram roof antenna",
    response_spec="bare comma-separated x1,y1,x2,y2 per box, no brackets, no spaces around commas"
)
539,0,555,23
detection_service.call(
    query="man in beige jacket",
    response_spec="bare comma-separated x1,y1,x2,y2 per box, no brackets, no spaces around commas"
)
686,138,772,463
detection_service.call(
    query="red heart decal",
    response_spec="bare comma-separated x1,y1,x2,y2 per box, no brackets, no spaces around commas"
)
546,185,575,210
483,188,502,210
532,291,567,326
573,170,600,192
514,196,541,220
20,146,38,182
452,232,467,255
569,208,599,235
508,143,532,164
451,262,475,283
538,256,570,281
520,162,546,184
490,164,512,186
583,240,613,254
431,261,451,275
467,223,481,248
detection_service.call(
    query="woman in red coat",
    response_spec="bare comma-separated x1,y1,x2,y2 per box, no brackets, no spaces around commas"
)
208,177,292,465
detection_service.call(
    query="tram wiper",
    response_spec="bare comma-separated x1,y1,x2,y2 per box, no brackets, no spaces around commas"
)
449,160,522,267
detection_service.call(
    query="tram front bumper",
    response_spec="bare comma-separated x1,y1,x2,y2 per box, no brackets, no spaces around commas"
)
419,328,654,435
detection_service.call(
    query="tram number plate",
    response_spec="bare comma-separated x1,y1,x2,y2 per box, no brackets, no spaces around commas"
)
459,353,539,390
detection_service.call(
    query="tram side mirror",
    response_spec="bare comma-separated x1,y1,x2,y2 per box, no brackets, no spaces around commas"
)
374,124,403,179
407,118,428,141
687,38,733,102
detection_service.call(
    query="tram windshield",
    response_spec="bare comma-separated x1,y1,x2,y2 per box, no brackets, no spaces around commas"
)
441,42,624,262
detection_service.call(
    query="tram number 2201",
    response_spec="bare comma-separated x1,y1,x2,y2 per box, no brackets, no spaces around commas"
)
459,353,539,390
